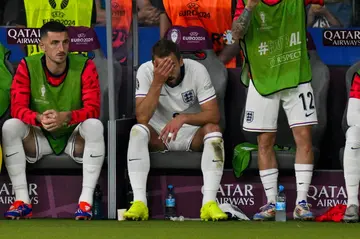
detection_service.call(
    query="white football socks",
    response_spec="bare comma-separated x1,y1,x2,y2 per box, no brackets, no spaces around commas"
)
201,132,224,206
259,168,278,203
127,124,150,205
344,126,360,206
295,164,313,204
2,119,31,204
78,119,105,206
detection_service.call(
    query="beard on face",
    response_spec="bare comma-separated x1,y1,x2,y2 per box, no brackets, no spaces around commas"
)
166,75,179,87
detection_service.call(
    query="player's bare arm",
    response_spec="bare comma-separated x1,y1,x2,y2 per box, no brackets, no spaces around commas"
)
159,98,220,143
232,0,260,40
218,43,241,65
136,58,174,124
181,99,220,126
159,13,172,38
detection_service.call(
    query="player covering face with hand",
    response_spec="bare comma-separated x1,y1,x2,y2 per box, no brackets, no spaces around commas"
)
124,39,227,221
2,21,104,220
231,0,325,221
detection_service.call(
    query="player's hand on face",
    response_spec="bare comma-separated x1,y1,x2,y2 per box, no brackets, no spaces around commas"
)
159,115,186,143
153,57,174,85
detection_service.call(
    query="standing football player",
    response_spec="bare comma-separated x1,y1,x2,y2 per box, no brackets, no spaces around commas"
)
231,0,325,221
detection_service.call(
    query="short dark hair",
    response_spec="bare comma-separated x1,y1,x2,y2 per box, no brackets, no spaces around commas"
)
152,39,181,61
40,21,67,39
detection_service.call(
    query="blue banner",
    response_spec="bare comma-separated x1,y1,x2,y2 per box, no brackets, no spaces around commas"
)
0,26,359,66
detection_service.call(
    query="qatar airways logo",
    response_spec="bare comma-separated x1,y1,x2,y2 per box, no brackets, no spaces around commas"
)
7,28,40,45
0,183,39,205
307,185,347,207
202,184,255,206
323,30,360,46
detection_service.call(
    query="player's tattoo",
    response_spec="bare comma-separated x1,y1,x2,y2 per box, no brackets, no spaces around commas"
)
232,8,252,39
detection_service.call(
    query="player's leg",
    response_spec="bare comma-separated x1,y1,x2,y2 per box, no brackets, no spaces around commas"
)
63,119,105,220
283,82,318,220
188,123,227,221
2,119,52,219
343,98,360,222
124,122,166,221
243,81,280,221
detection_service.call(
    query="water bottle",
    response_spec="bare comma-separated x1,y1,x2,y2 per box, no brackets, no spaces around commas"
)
275,185,286,222
92,184,103,220
165,184,177,219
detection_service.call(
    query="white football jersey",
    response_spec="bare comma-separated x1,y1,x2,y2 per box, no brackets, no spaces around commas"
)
136,59,216,125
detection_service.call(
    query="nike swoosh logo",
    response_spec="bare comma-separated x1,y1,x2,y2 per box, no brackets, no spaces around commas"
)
160,94,167,96
212,159,222,162
299,183,304,185
6,152,18,157
90,154,103,158
129,158,142,161
351,147,360,150
305,112,314,117
265,187,273,191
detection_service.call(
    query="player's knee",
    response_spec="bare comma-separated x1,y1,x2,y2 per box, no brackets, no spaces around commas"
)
129,124,150,142
80,119,104,142
2,118,27,143
257,132,276,154
203,123,221,135
293,126,312,152
346,126,360,144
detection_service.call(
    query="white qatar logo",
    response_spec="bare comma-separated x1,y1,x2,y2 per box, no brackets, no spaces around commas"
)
202,184,255,206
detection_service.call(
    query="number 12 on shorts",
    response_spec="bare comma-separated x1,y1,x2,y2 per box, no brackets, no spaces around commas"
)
299,92,315,111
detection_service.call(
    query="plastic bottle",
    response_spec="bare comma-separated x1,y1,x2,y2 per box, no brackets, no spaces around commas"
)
275,185,286,222
92,184,103,220
165,184,177,219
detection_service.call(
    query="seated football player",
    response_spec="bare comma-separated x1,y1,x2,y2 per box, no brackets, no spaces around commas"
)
343,70,360,223
2,21,105,220
124,39,227,221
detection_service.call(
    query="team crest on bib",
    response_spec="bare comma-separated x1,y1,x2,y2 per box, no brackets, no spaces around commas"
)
246,111,254,123
182,90,195,104
41,85,46,98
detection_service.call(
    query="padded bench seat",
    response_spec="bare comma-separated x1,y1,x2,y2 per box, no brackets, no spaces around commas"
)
149,147,320,170
249,147,320,169
26,154,81,170
26,154,107,170
150,152,202,169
